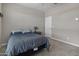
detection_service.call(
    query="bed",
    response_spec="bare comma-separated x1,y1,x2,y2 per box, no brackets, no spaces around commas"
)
5,32,49,56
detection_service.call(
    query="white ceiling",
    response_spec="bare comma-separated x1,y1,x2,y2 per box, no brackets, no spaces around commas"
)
18,3,65,12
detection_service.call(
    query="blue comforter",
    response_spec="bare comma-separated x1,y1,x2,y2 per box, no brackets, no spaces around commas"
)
5,33,49,56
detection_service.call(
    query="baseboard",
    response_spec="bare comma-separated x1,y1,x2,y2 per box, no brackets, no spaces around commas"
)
52,37,79,48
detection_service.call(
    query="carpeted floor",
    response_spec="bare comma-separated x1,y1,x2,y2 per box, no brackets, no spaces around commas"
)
0,39,79,56
0,46,6,53
34,39,79,56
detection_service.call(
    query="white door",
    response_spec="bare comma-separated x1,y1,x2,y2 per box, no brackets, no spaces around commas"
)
45,16,52,38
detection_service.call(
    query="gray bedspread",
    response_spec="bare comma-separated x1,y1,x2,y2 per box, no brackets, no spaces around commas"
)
5,33,49,56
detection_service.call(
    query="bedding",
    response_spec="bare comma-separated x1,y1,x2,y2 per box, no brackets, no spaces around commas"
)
11,30,22,35
11,29,32,34
5,32,49,56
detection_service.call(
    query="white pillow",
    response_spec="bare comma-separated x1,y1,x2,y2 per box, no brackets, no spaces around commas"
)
22,29,31,34
11,30,22,34
11,29,32,34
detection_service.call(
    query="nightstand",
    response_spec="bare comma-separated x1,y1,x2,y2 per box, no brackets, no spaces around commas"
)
34,31,41,35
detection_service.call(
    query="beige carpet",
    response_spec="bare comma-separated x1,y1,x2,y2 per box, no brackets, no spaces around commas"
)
0,46,5,53
0,39,79,56
34,39,79,56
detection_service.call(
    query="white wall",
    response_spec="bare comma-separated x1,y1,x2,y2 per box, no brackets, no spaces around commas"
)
0,4,2,42
46,4,79,46
2,3,45,42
